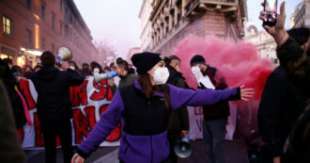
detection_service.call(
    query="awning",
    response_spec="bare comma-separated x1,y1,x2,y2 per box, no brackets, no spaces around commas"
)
20,48,43,57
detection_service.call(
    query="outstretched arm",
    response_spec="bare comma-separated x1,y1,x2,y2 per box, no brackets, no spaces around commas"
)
93,71,118,82
169,84,253,110
76,90,124,159
66,69,85,86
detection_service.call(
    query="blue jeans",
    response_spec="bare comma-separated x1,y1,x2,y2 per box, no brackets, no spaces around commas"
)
203,119,227,163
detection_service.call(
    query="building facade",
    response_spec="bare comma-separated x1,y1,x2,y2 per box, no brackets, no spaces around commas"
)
94,41,117,66
139,0,248,54
0,0,98,67
244,24,278,64
139,0,153,51
291,0,310,28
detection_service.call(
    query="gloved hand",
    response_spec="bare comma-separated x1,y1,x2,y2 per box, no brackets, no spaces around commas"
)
94,71,118,82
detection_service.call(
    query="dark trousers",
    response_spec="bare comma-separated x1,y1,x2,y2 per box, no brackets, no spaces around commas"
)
168,134,179,163
203,119,227,163
41,117,73,163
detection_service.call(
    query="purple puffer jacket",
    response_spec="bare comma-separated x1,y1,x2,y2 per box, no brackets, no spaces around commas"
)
77,80,240,163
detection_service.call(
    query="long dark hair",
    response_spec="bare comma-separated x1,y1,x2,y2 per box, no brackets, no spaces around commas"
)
138,74,171,109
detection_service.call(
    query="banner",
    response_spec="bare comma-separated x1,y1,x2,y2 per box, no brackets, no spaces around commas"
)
187,106,203,140
18,77,236,149
19,77,121,149
187,104,237,141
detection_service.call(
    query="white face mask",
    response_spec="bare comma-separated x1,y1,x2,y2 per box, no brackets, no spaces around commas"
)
153,67,170,85
93,68,100,74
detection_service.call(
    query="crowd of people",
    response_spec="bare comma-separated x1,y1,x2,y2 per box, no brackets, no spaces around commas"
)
0,2,309,163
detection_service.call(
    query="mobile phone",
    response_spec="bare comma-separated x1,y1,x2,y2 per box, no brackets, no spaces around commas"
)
263,0,278,26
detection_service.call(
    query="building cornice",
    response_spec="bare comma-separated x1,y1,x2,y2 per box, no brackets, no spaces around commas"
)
66,0,92,38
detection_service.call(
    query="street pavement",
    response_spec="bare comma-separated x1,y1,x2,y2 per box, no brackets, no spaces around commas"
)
25,140,249,163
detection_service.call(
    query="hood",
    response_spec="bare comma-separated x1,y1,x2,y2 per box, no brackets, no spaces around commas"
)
36,66,59,81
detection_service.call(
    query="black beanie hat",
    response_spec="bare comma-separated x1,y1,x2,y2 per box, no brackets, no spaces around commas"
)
190,54,205,66
131,52,162,75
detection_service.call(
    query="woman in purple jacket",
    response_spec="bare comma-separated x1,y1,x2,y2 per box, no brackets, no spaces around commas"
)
72,52,254,163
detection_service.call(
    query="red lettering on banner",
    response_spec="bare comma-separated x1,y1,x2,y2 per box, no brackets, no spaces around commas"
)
90,80,113,101
72,108,90,144
70,80,88,106
20,78,120,148
106,82,113,101
106,124,121,142
17,128,24,142
99,104,121,142
56,136,61,146
99,104,108,114
84,106,96,128
70,86,81,106
33,113,44,147
19,79,36,110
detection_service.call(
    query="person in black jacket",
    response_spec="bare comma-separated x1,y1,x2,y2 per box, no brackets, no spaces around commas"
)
190,55,230,163
30,51,84,163
258,66,301,163
282,104,310,163
115,57,137,88
258,2,310,163
165,55,189,163
0,79,26,163
81,63,91,77
0,59,26,130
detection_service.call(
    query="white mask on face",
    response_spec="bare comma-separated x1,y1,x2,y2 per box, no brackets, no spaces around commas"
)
153,67,170,85
93,68,100,74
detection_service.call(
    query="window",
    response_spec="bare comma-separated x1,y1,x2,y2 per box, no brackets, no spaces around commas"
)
59,21,63,35
26,0,32,10
26,29,33,48
60,0,63,11
41,2,46,20
51,43,55,53
51,12,56,31
70,15,73,24
64,24,69,36
2,16,12,35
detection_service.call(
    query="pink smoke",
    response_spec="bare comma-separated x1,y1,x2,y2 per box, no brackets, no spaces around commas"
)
174,35,276,100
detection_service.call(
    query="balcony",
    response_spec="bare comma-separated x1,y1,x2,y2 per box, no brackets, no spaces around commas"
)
185,0,239,17
150,0,169,21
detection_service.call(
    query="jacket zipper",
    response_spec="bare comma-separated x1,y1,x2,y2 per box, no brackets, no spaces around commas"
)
124,135,129,154
147,99,153,163
150,136,153,163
